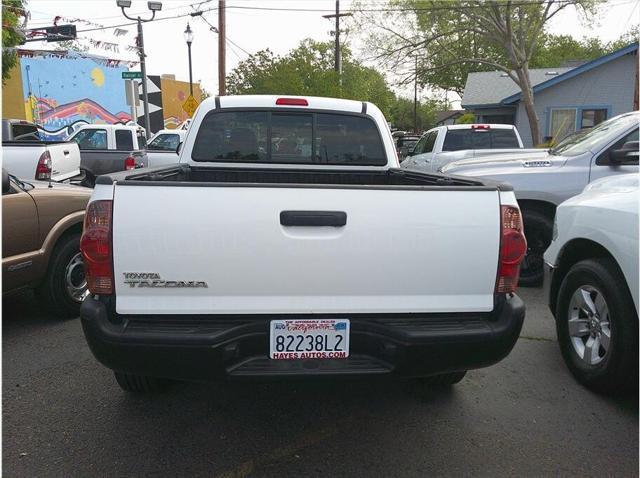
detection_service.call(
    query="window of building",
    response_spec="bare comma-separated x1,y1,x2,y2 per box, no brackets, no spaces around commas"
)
581,109,608,129
549,109,577,142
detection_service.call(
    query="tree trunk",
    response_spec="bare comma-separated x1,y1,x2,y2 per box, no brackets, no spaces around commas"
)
515,67,541,146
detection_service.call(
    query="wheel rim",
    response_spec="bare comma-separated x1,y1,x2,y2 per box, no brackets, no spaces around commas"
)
65,252,89,303
567,285,611,366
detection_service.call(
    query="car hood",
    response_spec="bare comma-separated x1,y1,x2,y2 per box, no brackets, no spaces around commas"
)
441,150,564,176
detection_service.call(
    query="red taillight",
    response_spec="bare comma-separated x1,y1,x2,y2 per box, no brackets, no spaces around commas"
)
471,124,490,130
35,151,52,180
276,97,308,106
496,205,527,294
124,156,136,170
80,200,113,295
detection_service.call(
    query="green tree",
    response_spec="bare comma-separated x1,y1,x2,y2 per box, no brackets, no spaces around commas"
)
226,39,396,117
359,0,601,145
2,0,26,83
388,96,441,131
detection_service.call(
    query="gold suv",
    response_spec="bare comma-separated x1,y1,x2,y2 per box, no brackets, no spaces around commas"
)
2,169,91,317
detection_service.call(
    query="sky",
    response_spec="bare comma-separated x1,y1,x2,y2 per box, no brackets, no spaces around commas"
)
23,0,640,103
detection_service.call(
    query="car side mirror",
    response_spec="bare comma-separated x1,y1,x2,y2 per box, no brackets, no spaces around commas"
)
176,142,183,155
610,141,639,163
2,169,10,194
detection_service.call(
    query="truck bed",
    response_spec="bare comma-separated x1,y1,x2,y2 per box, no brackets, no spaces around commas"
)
98,164,507,190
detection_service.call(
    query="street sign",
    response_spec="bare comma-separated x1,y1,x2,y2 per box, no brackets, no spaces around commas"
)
122,71,143,79
182,95,199,117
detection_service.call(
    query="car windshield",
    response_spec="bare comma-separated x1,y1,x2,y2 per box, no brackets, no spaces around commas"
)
550,113,639,157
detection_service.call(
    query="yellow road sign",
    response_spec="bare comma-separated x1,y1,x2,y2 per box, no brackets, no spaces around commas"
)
182,95,199,117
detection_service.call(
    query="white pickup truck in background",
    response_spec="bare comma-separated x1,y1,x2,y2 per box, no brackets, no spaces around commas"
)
67,124,148,187
401,123,546,173
145,128,187,167
2,119,81,182
79,95,526,394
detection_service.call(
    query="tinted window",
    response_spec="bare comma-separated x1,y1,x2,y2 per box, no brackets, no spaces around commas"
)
597,128,639,165
412,135,428,155
192,111,268,162
491,129,520,148
12,124,40,141
316,113,385,165
192,111,386,165
272,114,312,163
148,133,180,151
115,130,134,150
423,132,437,153
137,131,147,149
72,129,107,150
442,129,518,151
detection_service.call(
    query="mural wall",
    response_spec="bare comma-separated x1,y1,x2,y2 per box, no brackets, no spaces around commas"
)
20,55,131,130
160,77,201,129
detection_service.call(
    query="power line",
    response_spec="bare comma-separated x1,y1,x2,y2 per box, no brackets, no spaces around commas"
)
22,0,639,35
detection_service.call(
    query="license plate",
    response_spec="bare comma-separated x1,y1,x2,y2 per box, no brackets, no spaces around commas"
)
269,319,350,360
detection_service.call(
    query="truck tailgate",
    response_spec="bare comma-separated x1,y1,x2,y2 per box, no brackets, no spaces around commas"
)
49,142,81,180
112,185,501,315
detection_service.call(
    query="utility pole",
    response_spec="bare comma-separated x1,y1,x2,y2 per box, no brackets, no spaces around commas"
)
136,19,152,137
323,1,351,84
218,0,226,96
118,0,163,138
414,56,418,133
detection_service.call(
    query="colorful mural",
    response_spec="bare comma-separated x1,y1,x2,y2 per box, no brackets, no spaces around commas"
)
160,76,201,129
20,56,131,130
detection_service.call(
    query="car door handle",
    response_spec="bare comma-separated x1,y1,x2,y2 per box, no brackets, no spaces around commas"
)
63,150,70,155
280,211,347,227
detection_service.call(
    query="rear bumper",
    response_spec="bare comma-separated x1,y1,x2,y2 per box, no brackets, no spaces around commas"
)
80,295,525,380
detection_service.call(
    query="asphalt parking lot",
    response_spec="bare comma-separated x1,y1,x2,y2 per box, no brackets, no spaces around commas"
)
3,287,638,477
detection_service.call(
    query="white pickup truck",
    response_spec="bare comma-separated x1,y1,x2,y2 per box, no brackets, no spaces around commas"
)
145,128,187,168
401,124,546,173
2,119,81,182
67,124,148,187
79,95,526,393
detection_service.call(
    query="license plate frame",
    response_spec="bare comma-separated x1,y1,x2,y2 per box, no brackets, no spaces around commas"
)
269,319,350,360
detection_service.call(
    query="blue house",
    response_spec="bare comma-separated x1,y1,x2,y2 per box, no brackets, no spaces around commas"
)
461,42,638,146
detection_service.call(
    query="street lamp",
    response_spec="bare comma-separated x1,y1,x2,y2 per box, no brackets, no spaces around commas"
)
117,0,163,138
184,23,194,97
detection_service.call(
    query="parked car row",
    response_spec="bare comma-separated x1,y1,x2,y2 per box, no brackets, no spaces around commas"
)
2,119,189,188
2,99,636,397
441,111,639,285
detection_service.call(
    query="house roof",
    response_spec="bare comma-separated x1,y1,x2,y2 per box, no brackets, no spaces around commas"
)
461,67,573,107
502,42,639,104
462,42,639,108
436,110,466,123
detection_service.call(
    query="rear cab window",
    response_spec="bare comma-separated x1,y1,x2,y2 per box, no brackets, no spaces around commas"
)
12,124,40,141
191,110,386,165
442,128,519,151
115,130,134,150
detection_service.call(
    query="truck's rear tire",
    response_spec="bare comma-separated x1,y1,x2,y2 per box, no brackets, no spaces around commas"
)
37,233,88,319
418,371,467,386
519,209,553,287
114,372,171,393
